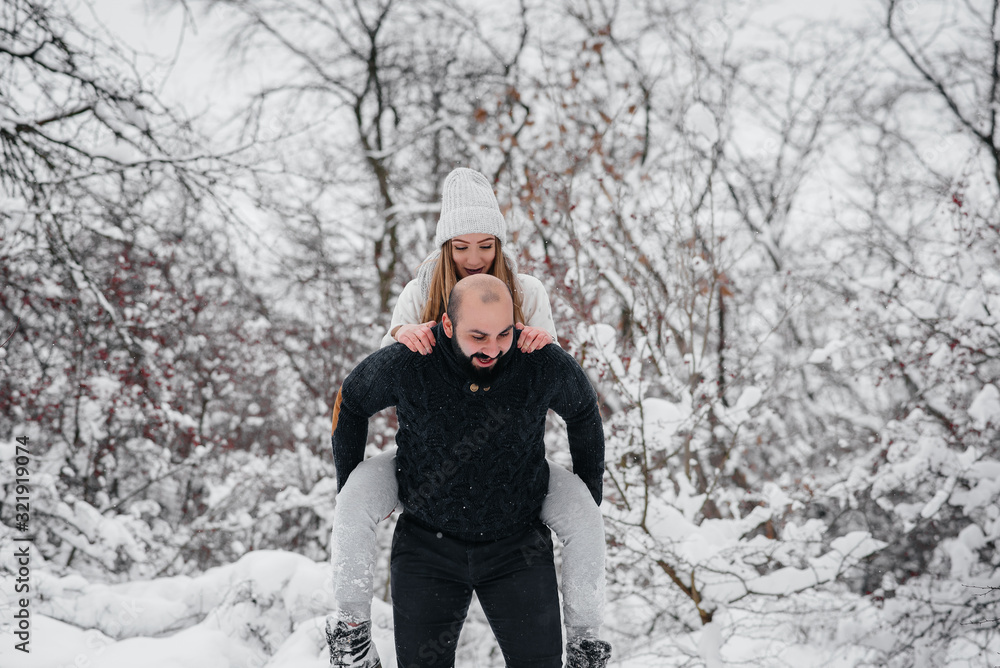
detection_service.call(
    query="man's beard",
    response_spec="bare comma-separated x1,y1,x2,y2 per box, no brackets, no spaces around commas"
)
451,335,505,382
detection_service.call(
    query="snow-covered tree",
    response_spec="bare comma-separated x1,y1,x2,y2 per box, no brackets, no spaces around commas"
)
0,0,333,578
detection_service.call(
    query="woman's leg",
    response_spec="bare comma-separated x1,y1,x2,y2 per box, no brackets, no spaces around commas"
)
540,461,606,640
330,447,400,621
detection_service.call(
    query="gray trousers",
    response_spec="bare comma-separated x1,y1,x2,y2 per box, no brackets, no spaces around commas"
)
330,448,606,635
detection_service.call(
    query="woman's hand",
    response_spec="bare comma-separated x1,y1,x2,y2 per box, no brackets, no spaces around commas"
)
516,323,553,353
394,321,437,354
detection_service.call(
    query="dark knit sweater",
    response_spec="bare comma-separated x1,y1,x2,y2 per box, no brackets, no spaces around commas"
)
332,324,605,542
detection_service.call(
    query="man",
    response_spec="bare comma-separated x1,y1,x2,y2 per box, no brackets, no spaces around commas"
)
330,274,610,667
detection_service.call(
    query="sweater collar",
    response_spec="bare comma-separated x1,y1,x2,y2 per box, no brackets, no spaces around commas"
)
434,321,520,390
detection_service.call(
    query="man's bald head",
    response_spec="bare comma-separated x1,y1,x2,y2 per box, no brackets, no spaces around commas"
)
446,274,513,326
443,275,516,380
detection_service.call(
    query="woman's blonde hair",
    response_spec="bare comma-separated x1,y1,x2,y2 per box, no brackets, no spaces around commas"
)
420,236,525,324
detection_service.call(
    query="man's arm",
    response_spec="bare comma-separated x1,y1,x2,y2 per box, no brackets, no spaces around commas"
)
331,347,404,490
331,386,370,490
546,349,606,505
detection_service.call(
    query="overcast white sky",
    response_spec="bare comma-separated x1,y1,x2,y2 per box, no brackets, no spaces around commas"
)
89,0,880,117
89,0,247,121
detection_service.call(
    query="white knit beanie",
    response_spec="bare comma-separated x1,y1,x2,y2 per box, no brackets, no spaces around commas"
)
434,168,507,247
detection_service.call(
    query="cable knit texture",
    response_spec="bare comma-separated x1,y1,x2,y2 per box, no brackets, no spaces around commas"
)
333,325,605,542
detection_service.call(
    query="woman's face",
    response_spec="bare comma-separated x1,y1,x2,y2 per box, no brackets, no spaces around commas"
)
449,234,497,279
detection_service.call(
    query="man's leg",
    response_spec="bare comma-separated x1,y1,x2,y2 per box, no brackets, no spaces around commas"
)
472,521,562,668
391,514,474,668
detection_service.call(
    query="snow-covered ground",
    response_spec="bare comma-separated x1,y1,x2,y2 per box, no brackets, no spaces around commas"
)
1,550,396,668
0,543,896,668
1,546,678,668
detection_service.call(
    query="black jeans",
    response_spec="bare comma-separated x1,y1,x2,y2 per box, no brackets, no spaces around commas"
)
390,513,562,668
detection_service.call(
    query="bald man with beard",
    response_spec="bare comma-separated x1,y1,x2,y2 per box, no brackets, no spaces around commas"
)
330,274,611,668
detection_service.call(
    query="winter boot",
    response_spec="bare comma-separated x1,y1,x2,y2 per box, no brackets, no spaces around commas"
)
325,616,382,668
566,635,612,668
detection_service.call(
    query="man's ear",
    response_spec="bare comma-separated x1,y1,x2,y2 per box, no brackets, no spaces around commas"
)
442,312,454,338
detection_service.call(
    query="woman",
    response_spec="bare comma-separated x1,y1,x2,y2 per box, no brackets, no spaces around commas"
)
383,233,555,354
327,168,611,668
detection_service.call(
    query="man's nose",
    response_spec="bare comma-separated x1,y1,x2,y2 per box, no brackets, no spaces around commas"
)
481,339,500,357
